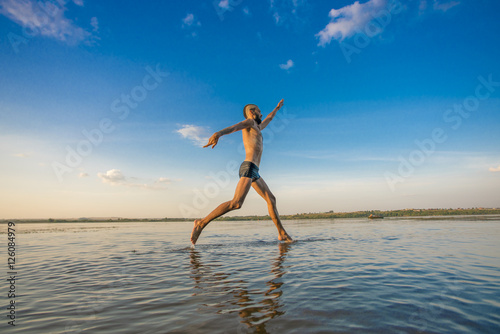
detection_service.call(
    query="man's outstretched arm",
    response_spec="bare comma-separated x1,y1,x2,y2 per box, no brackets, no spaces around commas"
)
259,99,284,130
203,118,254,148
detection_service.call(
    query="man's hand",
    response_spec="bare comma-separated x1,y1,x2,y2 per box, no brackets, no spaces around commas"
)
203,132,220,149
274,99,284,111
259,99,284,130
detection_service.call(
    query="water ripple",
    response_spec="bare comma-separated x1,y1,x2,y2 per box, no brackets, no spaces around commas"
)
14,219,500,333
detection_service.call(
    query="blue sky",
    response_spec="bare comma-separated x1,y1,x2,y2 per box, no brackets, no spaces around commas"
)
1,0,499,219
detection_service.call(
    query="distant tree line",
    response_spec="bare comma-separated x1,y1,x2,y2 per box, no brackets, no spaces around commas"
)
217,208,500,221
3,208,499,223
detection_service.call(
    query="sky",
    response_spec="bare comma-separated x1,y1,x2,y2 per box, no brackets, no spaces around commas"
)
0,0,499,219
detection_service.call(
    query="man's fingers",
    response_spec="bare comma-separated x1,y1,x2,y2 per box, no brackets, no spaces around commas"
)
277,99,284,109
203,134,219,148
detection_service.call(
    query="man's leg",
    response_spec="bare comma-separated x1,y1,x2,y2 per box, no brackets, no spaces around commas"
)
252,177,293,242
191,177,253,244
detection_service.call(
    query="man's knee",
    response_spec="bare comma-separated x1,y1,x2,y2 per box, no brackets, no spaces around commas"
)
229,199,243,210
267,193,276,205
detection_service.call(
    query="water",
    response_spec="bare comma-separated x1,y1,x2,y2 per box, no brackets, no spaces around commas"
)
4,217,500,333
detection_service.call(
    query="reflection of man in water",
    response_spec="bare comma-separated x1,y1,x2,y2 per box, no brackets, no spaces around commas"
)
189,243,291,331
191,99,293,245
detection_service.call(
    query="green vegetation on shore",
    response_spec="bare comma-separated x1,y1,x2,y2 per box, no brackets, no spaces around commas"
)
3,208,500,223
221,207,500,221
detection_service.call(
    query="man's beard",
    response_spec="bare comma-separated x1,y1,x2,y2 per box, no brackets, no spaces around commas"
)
255,115,262,125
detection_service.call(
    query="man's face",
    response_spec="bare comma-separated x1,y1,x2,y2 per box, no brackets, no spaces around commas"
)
250,107,262,124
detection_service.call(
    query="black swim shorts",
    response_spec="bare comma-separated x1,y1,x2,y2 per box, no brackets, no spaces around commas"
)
239,161,261,182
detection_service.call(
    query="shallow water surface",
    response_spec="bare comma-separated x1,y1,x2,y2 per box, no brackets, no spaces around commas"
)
8,217,500,333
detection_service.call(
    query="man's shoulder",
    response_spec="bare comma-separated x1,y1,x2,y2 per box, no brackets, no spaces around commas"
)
242,118,255,125
241,118,259,129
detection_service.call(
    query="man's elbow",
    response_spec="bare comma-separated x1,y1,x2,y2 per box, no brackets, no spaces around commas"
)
264,117,273,124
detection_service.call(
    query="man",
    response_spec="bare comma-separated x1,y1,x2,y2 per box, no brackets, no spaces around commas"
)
190,99,293,245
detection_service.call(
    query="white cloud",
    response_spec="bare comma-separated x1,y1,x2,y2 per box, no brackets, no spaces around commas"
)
78,172,89,178
316,0,387,46
182,13,194,26
136,177,172,190
176,124,210,147
98,169,172,190
98,169,126,185
279,59,294,70
269,0,309,27
181,13,201,37
218,0,230,10
72,0,84,6
137,177,172,190
182,13,200,28
12,152,31,158
243,6,251,16
419,0,460,15
273,12,281,24
90,16,98,32
489,166,500,173
156,177,171,184
433,0,460,12
0,0,94,44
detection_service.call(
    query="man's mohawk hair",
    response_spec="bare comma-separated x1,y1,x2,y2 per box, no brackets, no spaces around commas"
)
243,104,257,119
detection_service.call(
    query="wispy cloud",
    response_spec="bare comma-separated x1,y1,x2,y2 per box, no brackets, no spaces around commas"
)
12,152,31,158
316,0,387,46
269,0,309,27
489,166,500,173
279,59,294,70
218,0,231,10
98,169,126,184
273,11,282,25
176,124,210,147
90,16,98,32
78,172,89,178
418,0,460,15
284,150,397,162
433,0,460,12
98,169,172,190
0,0,96,44
182,13,201,28
181,12,201,37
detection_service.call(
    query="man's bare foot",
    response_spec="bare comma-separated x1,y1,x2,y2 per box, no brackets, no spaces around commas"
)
191,219,205,245
279,233,293,243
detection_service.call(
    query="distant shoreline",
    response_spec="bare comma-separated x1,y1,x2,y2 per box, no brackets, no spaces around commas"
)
2,208,500,223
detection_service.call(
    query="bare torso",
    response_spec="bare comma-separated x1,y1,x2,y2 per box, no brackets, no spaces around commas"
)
242,121,263,166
